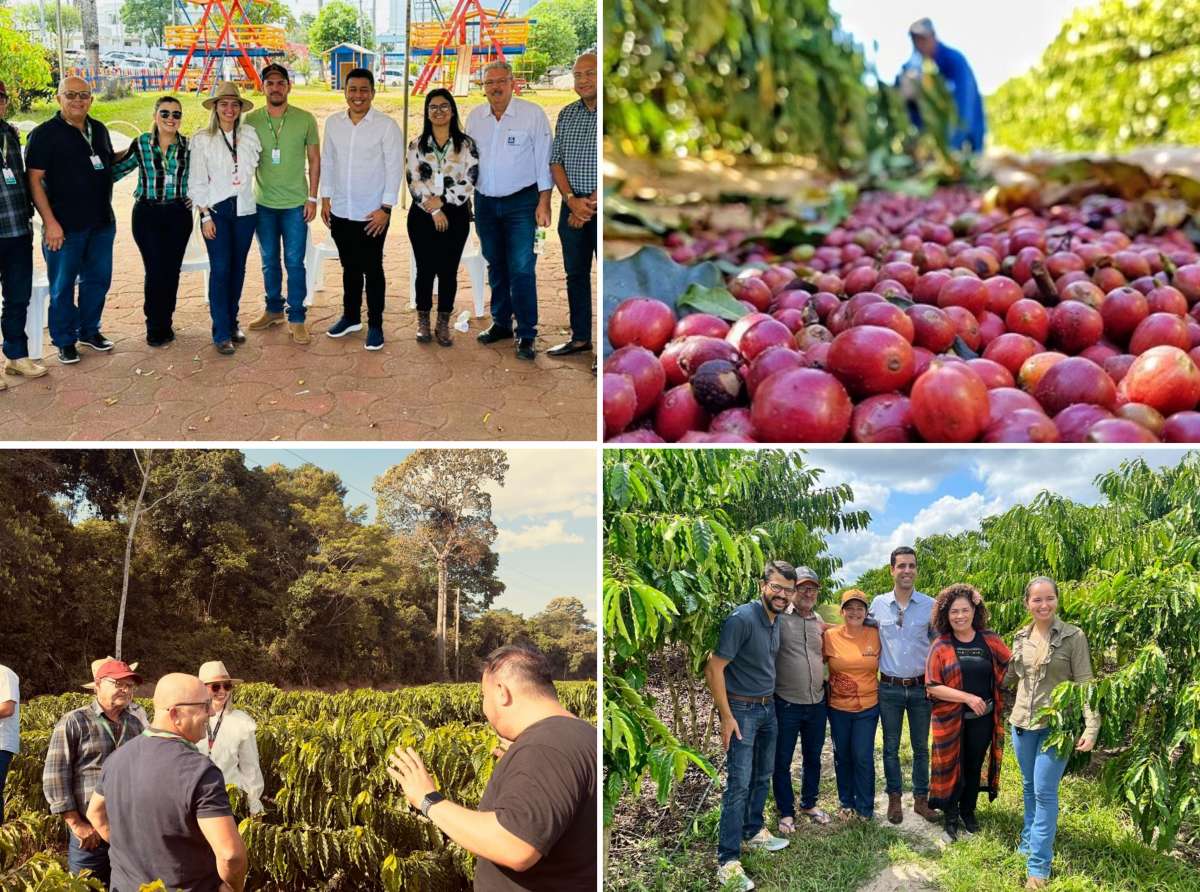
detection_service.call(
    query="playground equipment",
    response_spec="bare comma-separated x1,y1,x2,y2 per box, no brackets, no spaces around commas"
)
164,0,286,92
410,0,532,95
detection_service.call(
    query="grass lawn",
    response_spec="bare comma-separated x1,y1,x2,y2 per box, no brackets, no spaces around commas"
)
608,725,1200,892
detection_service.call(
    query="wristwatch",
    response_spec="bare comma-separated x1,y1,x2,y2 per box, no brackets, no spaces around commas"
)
380,205,392,215
420,791,445,817
306,196,318,204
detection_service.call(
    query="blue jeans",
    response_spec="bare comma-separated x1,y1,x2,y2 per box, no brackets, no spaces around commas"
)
558,208,595,342
204,197,257,343
878,681,931,798
0,749,12,822
1011,726,1069,880
718,699,776,865
771,695,827,816
828,704,879,817
475,185,539,340
67,830,110,885
0,232,34,359
256,204,308,322
44,222,115,348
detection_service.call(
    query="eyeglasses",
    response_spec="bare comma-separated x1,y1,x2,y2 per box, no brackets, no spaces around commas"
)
102,678,136,690
428,104,451,113
61,91,91,101
158,109,183,120
766,582,796,596
207,682,233,692
172,700,212,710
483,79,510,87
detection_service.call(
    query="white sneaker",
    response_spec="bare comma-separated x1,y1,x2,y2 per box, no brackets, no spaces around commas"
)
717,860,755,891
744,827,789,852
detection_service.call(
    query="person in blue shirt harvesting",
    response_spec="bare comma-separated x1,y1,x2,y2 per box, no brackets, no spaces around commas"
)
900,18,986,153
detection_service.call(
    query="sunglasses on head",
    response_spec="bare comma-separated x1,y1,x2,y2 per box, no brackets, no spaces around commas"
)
158,109,183,120
207,681,234,692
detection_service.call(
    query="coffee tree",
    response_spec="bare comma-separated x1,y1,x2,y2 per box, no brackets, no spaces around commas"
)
603,449,869,827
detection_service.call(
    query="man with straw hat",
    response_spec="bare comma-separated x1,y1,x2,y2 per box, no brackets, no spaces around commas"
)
196,660,264,815
43,657,146,885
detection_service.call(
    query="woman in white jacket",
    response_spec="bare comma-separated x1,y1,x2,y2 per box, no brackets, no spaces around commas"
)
197,660,265,815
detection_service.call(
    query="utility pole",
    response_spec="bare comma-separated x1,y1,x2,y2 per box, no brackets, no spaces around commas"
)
454,587,461,681
55,0,65,77
400,0,411,208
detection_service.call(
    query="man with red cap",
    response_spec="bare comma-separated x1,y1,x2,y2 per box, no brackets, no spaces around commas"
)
42,658,146,885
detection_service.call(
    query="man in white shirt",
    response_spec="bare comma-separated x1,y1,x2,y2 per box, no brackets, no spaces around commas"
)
466,61,552,361
0,662,17,823
318,68,403,351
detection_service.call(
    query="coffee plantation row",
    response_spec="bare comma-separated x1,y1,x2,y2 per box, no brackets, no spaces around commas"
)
0,681,596,890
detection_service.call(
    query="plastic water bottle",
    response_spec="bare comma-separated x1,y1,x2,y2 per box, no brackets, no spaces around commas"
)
533,227,547,255
454,310,471,333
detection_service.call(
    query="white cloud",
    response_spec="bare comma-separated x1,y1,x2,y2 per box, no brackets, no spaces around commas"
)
486,449,597,521
495,519,585,552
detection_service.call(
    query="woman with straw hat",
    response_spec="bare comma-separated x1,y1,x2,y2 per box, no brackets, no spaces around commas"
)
196,660,264,814
187,82,262,356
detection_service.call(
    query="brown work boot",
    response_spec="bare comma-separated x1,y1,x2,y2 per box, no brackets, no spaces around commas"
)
416,310,432,343
435,311,452,347
914,795,939,822
887,793,902,825
248,310,285,330
5,357,47,378
289,322,311,345
1025,877,1048,890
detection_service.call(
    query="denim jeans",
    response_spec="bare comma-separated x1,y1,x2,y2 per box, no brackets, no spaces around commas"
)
0,232,34,359
44,222,115,348
204,197,257,343
1011,725,1069,880
717,699,776,866
557,209,595,342
878,681,931,797
475,185,539,340
771,695,827,816
828,704,879,817
0,749,12,823
256,204,308,322
67,830,111,885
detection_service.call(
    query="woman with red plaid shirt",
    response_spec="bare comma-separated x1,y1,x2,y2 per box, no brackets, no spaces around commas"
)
924,583,1011,843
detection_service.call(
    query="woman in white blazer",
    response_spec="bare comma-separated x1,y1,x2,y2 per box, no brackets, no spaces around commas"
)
197,660,265,815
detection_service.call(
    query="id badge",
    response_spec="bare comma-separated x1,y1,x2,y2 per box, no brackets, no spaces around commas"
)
2,168,15,186
165,175,174,189
232,172,243,187
271,148,281,165
90,154,104,170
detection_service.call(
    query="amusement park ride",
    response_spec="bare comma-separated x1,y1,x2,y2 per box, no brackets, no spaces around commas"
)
163,0,286,92
409,0,532,95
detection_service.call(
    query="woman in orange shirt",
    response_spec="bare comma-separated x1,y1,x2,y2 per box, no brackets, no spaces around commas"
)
823,589,882,820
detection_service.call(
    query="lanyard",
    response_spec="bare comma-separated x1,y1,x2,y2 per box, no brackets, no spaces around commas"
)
206,708,226,749
80,119,95,153
95,711,128,748
219,126,238,169
144,728,200,753
431,138,450,167
265,109,287,148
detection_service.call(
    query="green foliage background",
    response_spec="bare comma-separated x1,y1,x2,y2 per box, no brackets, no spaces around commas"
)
308,0,374,55
0,10,52,109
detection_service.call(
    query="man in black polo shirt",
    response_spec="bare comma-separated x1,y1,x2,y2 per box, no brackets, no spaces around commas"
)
705,560,795,892
26,76,117,365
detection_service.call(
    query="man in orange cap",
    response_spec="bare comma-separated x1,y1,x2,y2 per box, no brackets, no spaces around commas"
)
42,658,145,885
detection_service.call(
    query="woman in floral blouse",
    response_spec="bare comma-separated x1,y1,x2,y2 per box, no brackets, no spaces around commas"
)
405,88,479,346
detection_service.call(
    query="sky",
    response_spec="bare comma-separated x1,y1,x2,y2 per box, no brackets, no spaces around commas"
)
830,0,1090,94
802,447,1194,586
242,447,598,620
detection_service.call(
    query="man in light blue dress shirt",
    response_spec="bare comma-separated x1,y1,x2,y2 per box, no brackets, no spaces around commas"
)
869,546,939,825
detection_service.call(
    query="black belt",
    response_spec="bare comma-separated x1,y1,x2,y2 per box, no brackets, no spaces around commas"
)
480,183,537,200
880,673,925,687
728,692,771,704
137,197,188,207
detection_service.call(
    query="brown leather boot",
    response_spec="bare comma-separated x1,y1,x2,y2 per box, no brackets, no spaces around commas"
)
435,311,452,347
416,310,432,343
914,795,939,822
887,793,902,824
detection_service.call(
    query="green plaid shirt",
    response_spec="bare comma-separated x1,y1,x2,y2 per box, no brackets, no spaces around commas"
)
112,131,190,201
0,121,32,239
42,700,146,815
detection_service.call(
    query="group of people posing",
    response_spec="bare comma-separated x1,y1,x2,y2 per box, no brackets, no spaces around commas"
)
0,53,596,381
0,645,595,891
707,548,1100,892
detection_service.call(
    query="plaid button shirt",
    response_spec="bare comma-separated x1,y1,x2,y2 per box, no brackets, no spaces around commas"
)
550,99,597,196
0,121,32,239
42,700,146,815
112,131,190,202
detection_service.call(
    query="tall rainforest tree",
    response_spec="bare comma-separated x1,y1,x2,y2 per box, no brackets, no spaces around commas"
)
854,455,1200,851
375,450,509,679
602,449,870,831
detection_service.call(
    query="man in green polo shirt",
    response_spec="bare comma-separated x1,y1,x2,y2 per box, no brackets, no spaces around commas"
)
244,63,320,344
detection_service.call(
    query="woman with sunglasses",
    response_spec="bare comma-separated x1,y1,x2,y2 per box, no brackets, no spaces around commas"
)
112,96,191,347
196,661,264,814
405,88,479,346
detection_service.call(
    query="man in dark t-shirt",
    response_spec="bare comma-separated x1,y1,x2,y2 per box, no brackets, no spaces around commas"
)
388,644,595,891
86,673,248,892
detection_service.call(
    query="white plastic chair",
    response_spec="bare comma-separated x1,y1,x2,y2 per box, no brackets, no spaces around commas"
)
180,217,211,300
407,236,488,317
303,229,340,307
